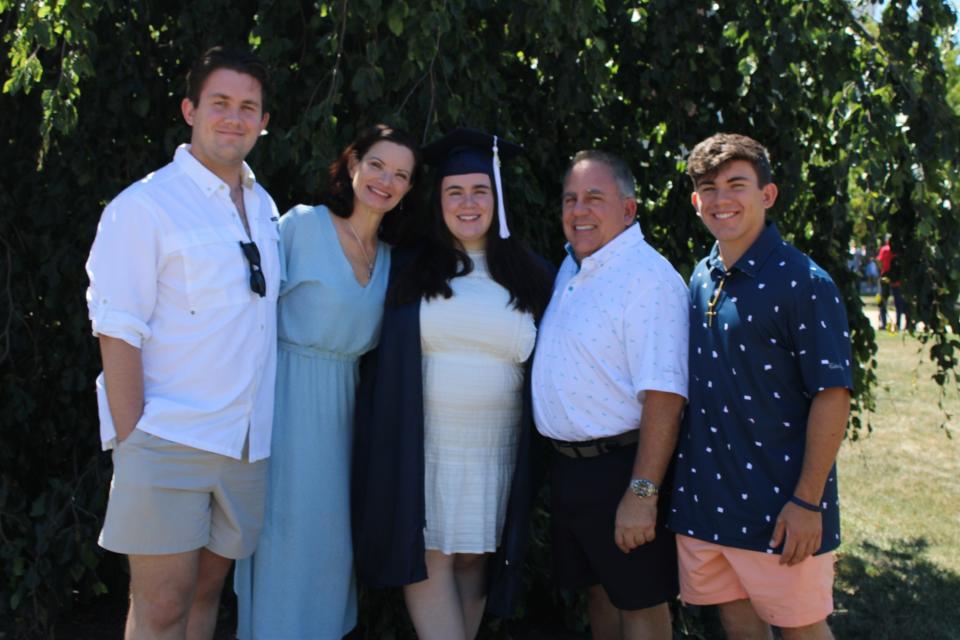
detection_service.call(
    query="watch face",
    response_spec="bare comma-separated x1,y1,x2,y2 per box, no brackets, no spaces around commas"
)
631,478,658,497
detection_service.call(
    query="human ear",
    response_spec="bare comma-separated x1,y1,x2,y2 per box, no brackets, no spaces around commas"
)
181,98,196,126
761,182,779,209
691,191,703,218
347,153,359,179
623,197,638,225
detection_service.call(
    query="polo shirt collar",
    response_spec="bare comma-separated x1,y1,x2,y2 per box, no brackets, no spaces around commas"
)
564,222,645,272
174,143,257,197
706,221,782,278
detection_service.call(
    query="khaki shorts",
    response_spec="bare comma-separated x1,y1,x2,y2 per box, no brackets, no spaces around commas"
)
677,534,835,628
99,429,267,559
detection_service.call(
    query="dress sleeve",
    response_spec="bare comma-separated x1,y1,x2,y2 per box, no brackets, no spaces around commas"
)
85,194,159,348
277,204,322,296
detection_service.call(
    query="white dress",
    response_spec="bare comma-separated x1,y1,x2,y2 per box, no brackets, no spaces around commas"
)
420,251,537,553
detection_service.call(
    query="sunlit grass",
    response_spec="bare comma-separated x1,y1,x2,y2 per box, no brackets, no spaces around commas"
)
832,329,960,639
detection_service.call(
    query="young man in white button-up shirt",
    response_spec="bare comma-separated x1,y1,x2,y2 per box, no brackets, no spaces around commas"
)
85,47,280,639
532,151,689,639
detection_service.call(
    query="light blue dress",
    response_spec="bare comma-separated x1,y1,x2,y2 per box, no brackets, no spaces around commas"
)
235,204,390,639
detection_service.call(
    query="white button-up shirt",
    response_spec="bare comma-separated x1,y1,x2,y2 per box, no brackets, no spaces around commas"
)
86,145,281,461
532,223,689,442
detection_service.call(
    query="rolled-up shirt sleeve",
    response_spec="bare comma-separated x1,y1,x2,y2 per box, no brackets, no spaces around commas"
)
86,195,159,348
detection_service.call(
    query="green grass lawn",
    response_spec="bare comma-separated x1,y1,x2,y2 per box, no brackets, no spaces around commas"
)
832,329,960,640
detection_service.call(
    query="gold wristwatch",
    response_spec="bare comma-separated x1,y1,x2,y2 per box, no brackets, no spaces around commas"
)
629,478,659,498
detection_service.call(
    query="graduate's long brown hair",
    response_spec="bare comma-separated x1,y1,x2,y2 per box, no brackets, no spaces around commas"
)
387,173,553,322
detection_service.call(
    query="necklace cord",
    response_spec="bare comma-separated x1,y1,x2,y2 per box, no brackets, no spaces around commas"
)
345,219,374,276
705,273,728,327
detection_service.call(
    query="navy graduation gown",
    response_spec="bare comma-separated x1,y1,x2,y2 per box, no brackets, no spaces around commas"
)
351,245,545,617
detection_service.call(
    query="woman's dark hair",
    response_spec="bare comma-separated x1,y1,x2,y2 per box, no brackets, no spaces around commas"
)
388,173,554,321
318,124,424,245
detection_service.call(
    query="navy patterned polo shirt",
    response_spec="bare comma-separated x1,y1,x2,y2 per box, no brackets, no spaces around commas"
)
668,222,853,554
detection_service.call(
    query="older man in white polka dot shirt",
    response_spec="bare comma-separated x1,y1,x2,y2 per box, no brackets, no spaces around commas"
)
532,150,689,639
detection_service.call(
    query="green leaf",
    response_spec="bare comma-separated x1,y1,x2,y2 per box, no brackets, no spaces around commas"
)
29,495,46,517
387,4,404,36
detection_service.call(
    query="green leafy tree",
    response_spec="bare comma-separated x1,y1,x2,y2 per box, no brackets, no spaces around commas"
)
2,0,957,637
944,37,960,113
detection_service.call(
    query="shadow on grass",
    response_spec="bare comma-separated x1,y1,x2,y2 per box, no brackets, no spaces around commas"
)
833,537,960,640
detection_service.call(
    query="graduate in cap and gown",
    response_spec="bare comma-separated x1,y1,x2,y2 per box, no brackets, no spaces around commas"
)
352,128,554,638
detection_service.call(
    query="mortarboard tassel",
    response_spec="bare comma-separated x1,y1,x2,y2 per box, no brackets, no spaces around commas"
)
492,135,510,239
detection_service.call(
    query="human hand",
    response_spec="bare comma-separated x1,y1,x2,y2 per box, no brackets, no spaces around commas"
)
770,501,822,566
116,426,135,444
614,491,657,553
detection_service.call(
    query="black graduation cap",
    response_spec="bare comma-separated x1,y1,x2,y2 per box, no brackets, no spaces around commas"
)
422,128,523,239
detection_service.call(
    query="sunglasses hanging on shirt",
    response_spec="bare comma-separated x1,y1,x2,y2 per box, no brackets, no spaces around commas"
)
238,241,266,297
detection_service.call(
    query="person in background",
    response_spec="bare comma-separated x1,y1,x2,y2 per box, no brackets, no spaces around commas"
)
86,46,279,639
234,124,421,639
863,246,879,295
670,133,852,640
352,129,553,639
876,234,906,331
532,149,689,640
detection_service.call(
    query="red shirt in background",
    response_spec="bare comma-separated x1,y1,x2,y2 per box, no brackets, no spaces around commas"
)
877,243,893,275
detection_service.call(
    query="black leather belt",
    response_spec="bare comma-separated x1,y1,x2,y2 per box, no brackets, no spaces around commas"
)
550,430,639,458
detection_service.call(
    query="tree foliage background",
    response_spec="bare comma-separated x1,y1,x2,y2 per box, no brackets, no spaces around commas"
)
1,0,958,637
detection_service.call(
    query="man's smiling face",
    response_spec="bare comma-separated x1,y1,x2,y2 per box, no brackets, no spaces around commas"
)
562,160,636,261
691,159,778,265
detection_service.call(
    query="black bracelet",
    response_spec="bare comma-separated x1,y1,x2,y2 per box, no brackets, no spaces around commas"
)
789,495,822,512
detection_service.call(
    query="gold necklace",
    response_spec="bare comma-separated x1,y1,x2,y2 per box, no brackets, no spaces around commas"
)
705,273,728,327
345,218,374,276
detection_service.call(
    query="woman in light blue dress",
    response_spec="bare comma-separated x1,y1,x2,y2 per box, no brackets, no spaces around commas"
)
235,124,421,639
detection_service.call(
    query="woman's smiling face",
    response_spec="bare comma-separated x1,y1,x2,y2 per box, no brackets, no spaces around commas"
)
349,140,415,214
440,172,494,251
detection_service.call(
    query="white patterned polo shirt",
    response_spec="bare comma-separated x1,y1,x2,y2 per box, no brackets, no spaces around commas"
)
532,223,689,442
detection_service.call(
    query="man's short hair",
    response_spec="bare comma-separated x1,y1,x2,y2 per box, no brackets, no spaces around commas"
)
185,46,272,110
565,150,637,199
686,133,773,188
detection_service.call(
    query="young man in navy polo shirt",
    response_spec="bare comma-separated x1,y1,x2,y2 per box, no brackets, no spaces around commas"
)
668,134,853,640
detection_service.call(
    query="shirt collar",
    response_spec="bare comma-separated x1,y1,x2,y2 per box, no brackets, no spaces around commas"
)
706,221,782,278
174,144,256,197
564,222,645,272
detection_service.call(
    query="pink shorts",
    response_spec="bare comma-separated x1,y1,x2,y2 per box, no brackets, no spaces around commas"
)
677,535,835,628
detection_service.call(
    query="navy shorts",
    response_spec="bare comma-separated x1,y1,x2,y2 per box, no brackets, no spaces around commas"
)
549,443,679,610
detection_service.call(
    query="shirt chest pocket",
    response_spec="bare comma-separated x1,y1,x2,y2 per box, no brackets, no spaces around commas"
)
169,227,251,312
